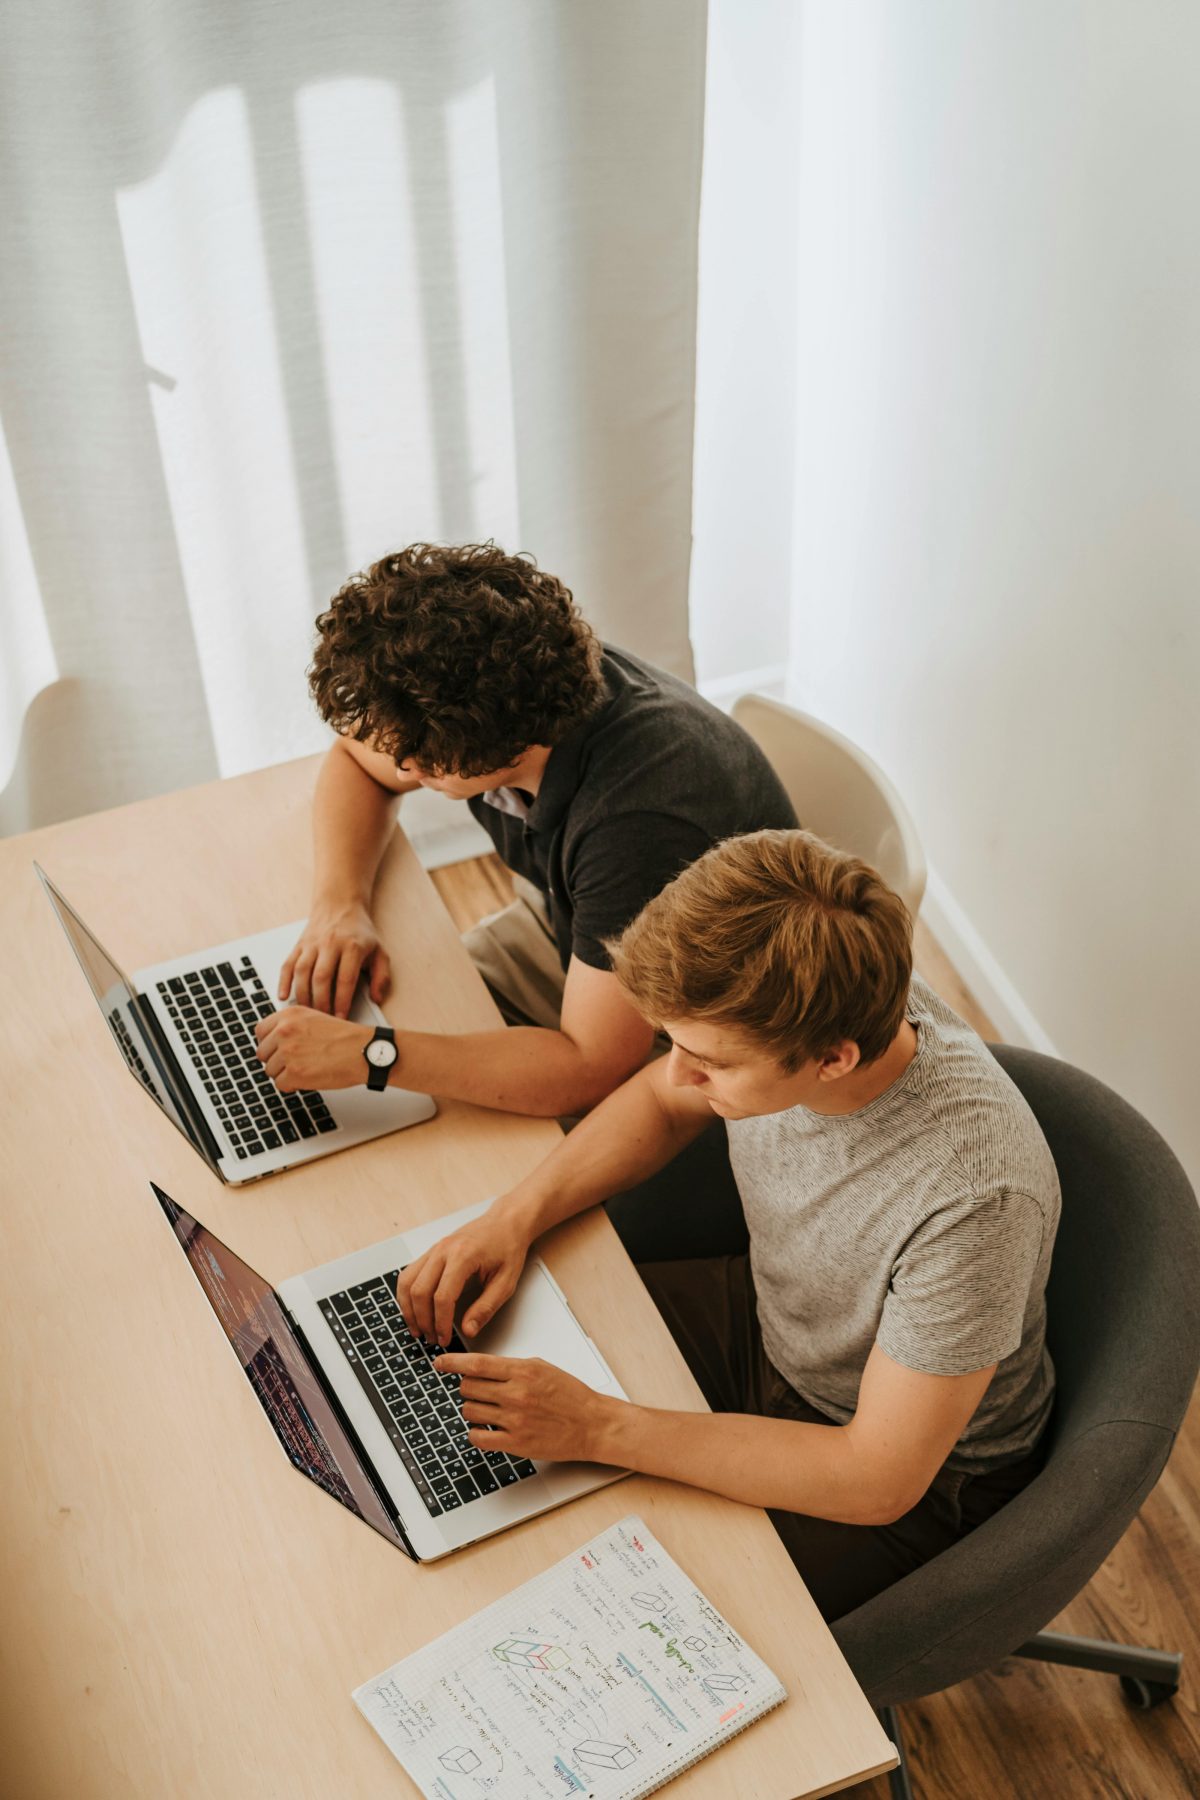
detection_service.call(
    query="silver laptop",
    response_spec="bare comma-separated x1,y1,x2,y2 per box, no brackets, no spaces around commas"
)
37,866,435,1183
153,1184,628,1559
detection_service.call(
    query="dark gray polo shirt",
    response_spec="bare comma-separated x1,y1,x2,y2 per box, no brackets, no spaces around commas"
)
468,646,797,971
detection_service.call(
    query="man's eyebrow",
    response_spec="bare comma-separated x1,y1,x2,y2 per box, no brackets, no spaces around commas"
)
669,1036,727,1070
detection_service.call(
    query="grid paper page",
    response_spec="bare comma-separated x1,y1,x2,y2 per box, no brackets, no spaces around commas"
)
353,1515,787,1800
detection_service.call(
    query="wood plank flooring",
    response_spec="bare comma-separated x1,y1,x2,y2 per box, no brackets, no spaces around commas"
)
428,853,1200,1799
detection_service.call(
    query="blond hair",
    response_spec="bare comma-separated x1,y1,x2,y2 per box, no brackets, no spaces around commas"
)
608,829,912,1070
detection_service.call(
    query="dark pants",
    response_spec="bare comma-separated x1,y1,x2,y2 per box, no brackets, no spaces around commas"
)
605,1120,749,1262
608,1135,1043,1622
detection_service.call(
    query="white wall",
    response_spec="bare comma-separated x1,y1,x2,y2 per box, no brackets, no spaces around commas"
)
787,3,1200,1182
688,0,799,697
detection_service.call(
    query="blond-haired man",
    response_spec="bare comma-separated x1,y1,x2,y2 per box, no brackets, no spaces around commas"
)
400,830,1061,1625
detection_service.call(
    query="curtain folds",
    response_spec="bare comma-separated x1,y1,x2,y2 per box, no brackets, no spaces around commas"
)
0,0,706,834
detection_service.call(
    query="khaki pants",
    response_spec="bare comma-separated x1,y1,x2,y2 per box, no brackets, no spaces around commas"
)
462,875,567,1030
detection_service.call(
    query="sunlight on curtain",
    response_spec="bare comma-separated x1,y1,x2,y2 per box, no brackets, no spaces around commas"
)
116,88,325,779
0,414,58,788
295,72,518,562
444,73,520,549
296,80,440,559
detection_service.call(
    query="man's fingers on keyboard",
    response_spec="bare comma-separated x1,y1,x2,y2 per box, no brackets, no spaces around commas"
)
434,1261,471,1346
395,1252,433,1326
406,1254,448,1339
278,944,299,1001
333,946,364,1019
367,947,392,1002
311,946,339,1014
290,947,316,1008
463,1268,517,1337
435,1290,462,1350
435,1352,513,1380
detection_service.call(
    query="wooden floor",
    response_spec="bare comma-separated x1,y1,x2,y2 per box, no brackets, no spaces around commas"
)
429,855,1200,1800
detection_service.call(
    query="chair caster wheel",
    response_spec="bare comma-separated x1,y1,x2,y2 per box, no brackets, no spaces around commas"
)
1119,1675,1178,1710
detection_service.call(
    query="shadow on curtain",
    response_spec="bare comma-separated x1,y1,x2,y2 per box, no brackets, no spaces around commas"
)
0,0,706,835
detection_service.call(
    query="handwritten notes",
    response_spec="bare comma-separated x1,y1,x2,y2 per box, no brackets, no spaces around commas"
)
353,1516,786,1800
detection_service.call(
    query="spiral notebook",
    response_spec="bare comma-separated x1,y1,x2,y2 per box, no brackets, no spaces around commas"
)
353,1515,787,1799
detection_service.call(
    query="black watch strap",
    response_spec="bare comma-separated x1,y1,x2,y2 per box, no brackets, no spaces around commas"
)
363,1024,397,1092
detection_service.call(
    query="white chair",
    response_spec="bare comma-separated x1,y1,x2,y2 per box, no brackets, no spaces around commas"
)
731,693,927,918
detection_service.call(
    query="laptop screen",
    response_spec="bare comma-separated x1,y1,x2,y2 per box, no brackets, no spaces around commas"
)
36,867,221,1174
152,1184,407,1552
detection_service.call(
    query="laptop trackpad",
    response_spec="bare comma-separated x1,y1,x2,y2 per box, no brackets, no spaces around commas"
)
470,1262,618,1396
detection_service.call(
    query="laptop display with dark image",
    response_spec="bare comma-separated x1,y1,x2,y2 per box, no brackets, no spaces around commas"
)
154,1185,411,1553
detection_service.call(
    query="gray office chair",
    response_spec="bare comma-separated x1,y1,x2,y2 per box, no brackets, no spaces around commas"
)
832,1046,1200,1799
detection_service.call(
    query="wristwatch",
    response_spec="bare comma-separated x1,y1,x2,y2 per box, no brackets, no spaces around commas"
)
363,1025,398,1092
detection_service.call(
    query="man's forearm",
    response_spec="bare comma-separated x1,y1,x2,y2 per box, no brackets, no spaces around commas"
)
389,1025,692,1136
492,1059,711,1237
310,741,402,906
599,1403,913,1528
389,1022,624,1118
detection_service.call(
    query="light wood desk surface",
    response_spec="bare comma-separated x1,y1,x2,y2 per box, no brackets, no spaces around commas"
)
0,756,895,1798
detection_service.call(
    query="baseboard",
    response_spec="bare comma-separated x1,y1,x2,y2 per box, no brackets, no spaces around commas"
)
922,866,1058,1055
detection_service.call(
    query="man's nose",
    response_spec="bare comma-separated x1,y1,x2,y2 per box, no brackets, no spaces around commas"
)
666,1048,704,1089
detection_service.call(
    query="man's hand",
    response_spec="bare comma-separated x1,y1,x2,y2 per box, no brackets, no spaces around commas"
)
278,900,391,1017
437,1352,623,1464
396,1209,533,1345
255,1006,373,1091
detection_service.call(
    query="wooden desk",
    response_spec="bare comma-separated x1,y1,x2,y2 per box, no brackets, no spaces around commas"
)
0,756,895,1798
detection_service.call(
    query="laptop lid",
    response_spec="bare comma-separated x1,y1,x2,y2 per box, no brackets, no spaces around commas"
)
36,864,225,1176
151,1182,412,1556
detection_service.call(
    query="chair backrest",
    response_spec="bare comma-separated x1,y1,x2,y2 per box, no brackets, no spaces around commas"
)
730,693,927,916
832,1046,1200,1707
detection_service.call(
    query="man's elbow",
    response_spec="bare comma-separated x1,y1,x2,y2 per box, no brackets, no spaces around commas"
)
558,1050,647,1117
849,1476,932,1529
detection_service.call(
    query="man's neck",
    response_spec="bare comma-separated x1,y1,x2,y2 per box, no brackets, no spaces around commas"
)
503,744,553,798
814,1019,920,1117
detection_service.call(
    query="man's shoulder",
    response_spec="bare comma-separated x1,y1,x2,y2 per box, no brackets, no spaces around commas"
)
564,645,796,831
904,981,1061,1221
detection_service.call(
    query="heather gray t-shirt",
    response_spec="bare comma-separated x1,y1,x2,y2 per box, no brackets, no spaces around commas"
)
726,978,1061,1471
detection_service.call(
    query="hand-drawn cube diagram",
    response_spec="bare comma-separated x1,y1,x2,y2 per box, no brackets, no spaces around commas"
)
492,1637,571,1671
702,1674,747,1695
574,1739,637,1771
630,1591,666,1611
438,1746,482,1774
682,1636,709,1652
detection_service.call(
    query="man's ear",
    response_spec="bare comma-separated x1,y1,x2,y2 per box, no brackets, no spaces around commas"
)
817,1041,861,1082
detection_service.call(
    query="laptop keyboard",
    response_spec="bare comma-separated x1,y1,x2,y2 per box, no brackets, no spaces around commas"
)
318,1273,537,1518
156,956,337,1160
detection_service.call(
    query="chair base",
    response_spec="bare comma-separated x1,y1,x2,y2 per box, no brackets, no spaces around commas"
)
1015,1630,1183,1706
878,1633,1183,1797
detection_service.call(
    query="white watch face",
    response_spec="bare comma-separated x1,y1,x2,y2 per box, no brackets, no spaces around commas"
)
366,1038,397,1068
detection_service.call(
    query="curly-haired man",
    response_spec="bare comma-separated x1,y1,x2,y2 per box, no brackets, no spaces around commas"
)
254,544,795,1141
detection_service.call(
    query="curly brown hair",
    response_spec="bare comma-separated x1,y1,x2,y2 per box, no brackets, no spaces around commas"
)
309,543,606,777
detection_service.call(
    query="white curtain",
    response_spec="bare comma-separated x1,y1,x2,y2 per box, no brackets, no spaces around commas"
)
0,0,707,835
